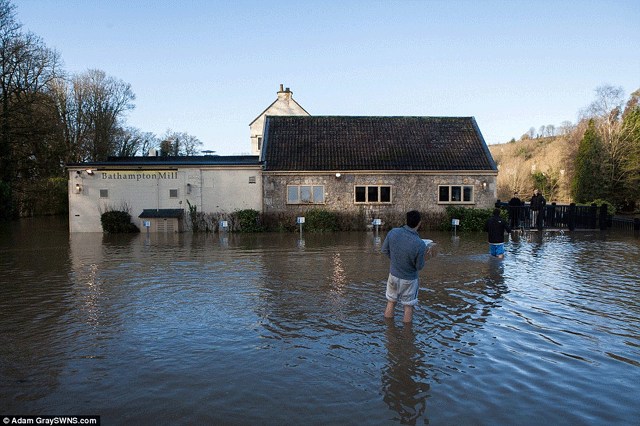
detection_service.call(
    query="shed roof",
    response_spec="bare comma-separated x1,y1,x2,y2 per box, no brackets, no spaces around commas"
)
262,116,497,172
138,209,184,219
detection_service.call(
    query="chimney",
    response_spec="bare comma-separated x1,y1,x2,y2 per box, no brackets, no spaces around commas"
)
277,84,292,101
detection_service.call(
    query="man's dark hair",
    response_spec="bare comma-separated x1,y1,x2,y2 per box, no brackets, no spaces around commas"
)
406,210,421,228
493,208,501,216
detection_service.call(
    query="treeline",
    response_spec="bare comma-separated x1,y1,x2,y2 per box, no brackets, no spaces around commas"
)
492,85,640,213
0,0,202,219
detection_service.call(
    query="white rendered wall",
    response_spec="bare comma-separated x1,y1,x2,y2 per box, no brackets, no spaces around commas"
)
68,166,262,232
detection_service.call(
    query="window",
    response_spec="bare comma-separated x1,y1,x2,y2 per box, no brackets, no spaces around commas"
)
169,189,178,198
287,185,325,204
99,189,109,198
257,136,263,151
438,185,474,203
248,176,256,184
354,185,392,203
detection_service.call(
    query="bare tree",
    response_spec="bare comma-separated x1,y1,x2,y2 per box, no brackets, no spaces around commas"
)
113,127,158,157
51,69,135,162
558,120,574,136
0,0,61,217
538,125,546,138
160,129,202,156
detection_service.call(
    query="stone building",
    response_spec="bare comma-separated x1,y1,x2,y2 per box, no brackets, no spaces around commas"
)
261,115,497,224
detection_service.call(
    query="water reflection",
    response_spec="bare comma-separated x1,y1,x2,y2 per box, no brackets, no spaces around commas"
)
1,221,639,424
382,320,430,424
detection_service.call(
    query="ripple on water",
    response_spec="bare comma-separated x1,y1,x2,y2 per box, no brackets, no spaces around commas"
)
1,229,639,423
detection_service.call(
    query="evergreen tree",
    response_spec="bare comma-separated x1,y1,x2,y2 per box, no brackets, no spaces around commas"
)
620,92,640,208
572,120,609,203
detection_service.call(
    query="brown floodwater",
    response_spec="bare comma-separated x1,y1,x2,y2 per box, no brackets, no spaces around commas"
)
1,217,639,425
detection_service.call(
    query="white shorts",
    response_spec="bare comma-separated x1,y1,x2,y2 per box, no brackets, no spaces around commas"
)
386,274,419,306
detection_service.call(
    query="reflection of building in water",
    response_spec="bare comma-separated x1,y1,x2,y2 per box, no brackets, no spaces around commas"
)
254,232,388,337
0,222,74,406
382,321,431,424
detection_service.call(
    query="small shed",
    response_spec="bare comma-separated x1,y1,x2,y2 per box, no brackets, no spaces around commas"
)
138,209,184,233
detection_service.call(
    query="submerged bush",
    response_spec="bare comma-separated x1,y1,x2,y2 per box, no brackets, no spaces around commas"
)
304,208,340,232
440,206,495,232
101,211,140,234
235,209,264,233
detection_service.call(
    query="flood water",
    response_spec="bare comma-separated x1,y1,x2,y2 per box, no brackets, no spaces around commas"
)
1,217,639,425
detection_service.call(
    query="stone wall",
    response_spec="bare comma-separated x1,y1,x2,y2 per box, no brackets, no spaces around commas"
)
263,172,497,229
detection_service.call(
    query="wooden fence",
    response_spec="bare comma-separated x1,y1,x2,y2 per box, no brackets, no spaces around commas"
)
496,201,639,231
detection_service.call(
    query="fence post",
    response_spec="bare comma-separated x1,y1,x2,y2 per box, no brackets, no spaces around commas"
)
568,203,576,231
599,204,608,230
549,202,556,227
536,204,544,231
589,203,598,229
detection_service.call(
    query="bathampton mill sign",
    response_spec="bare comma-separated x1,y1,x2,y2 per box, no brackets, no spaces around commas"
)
100,171,178,181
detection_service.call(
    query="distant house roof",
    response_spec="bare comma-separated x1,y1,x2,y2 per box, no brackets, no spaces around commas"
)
138,209,184,219
67,155,260,168
262,116,497,172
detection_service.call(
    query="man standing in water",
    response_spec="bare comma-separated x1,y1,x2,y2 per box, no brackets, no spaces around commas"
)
381,210,427,324
508,191,522,228
485,208,512,259
530,189,546,228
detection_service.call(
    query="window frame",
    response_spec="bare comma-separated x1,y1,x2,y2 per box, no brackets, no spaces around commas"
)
286,184,325,205
437,185,475,204
169,189,179,198
354,185,392,204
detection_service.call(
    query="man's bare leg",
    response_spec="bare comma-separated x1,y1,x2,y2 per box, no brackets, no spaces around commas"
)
403,305,413,323
384,301,396,319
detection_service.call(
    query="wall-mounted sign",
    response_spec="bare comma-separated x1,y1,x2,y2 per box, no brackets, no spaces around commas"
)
100,171,178,181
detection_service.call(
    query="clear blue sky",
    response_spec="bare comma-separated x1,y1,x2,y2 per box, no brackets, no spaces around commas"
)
16,0,640,155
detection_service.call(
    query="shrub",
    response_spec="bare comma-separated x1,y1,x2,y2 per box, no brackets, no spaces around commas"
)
304,208,339,232
580,199,616,216
186,200,202,232
440,206,494,232
235,209,264,233
101,210,140,233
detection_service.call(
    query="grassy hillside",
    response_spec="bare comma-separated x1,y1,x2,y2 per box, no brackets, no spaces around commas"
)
488,132,582,204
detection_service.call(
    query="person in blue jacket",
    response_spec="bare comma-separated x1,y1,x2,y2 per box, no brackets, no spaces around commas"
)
381,210,427,324
485,208,512,259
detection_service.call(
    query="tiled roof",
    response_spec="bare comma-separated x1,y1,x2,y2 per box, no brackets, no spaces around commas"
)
262,116,497,171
